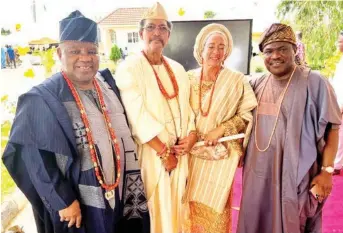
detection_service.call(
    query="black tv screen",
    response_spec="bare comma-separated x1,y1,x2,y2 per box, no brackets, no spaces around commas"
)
163,19,253,75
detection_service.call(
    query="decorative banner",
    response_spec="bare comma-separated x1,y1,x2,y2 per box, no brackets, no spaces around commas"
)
1,95,9,103
178,8,185,16
24,68,35,78
15,24,21,32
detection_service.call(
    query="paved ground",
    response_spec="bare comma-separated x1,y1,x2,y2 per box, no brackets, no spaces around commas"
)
5,203,37,233
0,58,46,103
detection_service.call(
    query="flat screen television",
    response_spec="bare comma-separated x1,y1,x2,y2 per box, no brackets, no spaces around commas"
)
163,19,253,75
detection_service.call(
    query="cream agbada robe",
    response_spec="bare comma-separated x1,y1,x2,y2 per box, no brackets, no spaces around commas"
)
115,53,195,233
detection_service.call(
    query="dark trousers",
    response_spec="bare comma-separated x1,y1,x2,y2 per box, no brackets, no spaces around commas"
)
9,58,16,68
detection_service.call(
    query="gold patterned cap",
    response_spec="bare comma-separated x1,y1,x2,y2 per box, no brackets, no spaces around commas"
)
141,2,168,21
259,23,296,52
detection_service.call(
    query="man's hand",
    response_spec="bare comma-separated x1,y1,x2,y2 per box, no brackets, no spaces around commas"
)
173,133,197,155
59,200,82,228
311,171,333,199
162,153,178,172
204,126,225,146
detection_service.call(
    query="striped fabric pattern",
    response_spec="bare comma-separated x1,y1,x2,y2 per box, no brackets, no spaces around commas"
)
59,10,98,43
184,68,257,213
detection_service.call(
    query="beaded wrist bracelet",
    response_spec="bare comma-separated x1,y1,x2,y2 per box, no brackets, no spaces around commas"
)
160,147,171,163
157,144,167,157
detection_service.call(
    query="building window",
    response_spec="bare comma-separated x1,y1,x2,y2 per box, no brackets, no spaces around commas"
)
110,30,116,44
128,32,139,43
97,28,101,42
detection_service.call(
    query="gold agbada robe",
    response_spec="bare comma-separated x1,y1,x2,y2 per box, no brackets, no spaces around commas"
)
115,54,195,233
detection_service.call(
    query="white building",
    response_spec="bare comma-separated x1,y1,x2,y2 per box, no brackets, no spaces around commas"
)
97,7,148,57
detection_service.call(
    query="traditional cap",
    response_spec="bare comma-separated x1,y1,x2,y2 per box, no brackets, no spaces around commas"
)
141,2,168,21
193,23,233,66
59,10,98,43
258,23,296,52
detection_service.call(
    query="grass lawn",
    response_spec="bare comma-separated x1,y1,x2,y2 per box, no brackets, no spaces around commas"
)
1,121,16,202
1,162,16,202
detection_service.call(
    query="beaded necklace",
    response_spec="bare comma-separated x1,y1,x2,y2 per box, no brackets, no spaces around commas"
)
254,66,297,152
142,51,179,99
62,72,121,200
142,51,183,139
199,67,221,117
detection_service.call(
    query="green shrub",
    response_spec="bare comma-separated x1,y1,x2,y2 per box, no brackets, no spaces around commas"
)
109,44,122,63
1,95,16,201
320,51,342,78
255,66,264,73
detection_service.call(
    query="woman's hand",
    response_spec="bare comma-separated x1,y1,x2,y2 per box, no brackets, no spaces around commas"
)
204,126,225,146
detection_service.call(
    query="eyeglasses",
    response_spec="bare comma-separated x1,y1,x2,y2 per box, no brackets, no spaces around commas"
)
143,24,170,34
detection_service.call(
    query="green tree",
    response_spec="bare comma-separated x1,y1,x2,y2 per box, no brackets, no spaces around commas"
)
1,28,11,35
41,48,56,77
277,0,343,76
110,44,122,63
204,10,216,19
1,95,17,201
